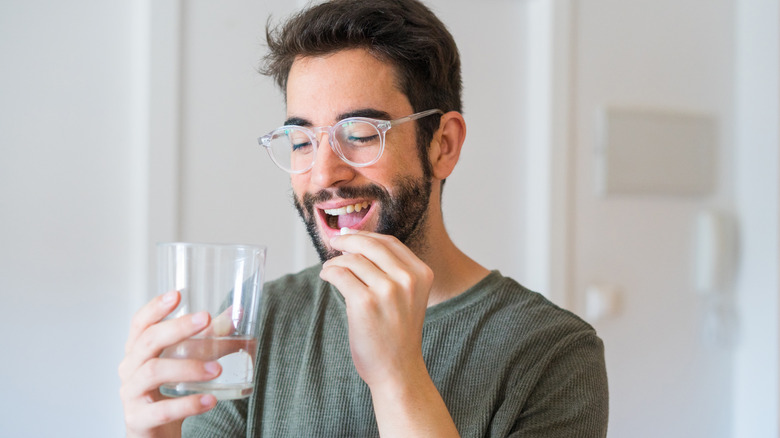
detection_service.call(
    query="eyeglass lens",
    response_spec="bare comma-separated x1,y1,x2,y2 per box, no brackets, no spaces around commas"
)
268,120,383,172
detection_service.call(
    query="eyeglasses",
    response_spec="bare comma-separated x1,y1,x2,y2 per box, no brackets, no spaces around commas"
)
258,109,443,174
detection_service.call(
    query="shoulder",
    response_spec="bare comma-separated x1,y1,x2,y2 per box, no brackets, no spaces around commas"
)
466,272,595,337
466,272,604,366
484,275,608,409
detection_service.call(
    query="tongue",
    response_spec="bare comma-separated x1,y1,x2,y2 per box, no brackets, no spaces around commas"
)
337,210,367,228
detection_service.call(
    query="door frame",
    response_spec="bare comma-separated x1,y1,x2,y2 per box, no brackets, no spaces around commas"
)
523,0,576,311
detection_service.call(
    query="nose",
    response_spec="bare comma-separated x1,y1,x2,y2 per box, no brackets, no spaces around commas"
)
309,130,355,188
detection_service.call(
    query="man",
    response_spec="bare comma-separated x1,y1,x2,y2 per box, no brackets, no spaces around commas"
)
119,0,609,436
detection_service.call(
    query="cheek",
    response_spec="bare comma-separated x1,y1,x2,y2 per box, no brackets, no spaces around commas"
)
383,149,425,180
385,132,426,176
290,174,309,196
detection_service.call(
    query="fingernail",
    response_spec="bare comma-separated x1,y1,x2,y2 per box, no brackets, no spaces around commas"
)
204,361,220,376
192,311,209,327
200,394,216,407
161,290,177,305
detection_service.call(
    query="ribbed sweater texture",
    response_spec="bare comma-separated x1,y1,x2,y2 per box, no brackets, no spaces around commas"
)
183,265,608,437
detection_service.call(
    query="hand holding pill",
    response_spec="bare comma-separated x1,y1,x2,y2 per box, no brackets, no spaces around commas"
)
319,230,433,390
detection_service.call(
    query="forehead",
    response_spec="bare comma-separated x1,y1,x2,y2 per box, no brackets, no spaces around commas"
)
285,48,412,121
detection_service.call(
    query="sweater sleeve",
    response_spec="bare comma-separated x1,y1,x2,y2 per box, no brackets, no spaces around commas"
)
508,330,609,438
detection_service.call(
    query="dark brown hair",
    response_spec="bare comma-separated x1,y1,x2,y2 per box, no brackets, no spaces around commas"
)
260,0,462,177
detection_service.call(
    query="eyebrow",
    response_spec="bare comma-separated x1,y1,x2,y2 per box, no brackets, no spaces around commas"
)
283,116,309,127
283,108,394,127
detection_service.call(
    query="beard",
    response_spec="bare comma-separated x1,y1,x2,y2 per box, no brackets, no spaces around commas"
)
293,175,433,262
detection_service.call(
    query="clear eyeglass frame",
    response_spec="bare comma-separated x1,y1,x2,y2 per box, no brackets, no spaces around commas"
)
258,109,444,174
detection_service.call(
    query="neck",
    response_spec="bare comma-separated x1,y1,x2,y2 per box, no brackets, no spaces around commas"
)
413,194,490,307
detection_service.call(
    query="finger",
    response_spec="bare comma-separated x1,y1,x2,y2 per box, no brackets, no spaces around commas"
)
200,305,237,337
125,393,217,432
327,232,434,311
330,231,411,262
320,263,371,300
329,233,427,284
125,290,181,355
322,252,387,288
121,312,211,381
121,357,221,401
322,254,421,315
328,233,405,270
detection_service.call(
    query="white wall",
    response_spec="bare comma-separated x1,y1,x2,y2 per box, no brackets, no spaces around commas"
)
435,0,530,286
567,2,779,436
733,0,780,436
0,1,146,436
567,0,755,436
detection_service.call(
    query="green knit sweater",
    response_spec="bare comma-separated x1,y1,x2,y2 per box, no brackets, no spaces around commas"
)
183,265,608,437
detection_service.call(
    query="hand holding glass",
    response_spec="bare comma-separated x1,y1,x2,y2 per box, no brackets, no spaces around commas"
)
156,242,266,400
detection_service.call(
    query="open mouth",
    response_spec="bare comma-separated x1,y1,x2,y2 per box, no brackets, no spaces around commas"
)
321,201,371,230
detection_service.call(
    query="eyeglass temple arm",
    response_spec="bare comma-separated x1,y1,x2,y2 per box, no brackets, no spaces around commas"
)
389,109,444,127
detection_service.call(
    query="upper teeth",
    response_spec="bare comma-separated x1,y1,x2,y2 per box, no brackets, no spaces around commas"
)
324,202,369,216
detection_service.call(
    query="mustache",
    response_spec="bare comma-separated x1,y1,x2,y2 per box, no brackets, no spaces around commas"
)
301,184,390,207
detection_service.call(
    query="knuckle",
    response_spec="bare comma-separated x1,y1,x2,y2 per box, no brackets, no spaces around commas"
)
363,238,384,252
341,253,362,264
152,406,174,425
140,358,162,382
123,341,133,356
352,290,378,311
118,384,129,402
117,360,129,381
129,313,148,336
124,410,141,429
396,271,414,289
374,278,396,296
327,265,349,280
374,232,399,244
138,333,159,356
421,265,434,284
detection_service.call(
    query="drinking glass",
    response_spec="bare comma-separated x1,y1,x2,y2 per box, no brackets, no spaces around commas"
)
156,242,266,400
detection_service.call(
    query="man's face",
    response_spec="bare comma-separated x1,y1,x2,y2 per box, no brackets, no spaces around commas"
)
285,49,433,261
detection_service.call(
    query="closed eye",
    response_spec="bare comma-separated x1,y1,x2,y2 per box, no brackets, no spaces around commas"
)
292,140,313,152
347,134,380,145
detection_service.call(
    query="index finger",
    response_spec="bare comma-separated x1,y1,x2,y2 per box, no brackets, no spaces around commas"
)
125,290,180,355
331,229,408,254
329,231,416,270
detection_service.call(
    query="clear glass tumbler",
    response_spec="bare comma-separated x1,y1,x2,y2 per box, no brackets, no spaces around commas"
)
156,242,266,400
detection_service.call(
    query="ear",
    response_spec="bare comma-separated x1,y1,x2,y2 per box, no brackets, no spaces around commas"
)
429,111,466,180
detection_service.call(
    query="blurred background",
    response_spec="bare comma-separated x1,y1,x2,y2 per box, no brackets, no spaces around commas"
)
0,0,777,436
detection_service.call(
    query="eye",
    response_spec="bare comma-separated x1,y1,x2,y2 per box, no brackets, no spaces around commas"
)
347,133,379,145
338,121,380,147
292,140,312,151
289,130,314,153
